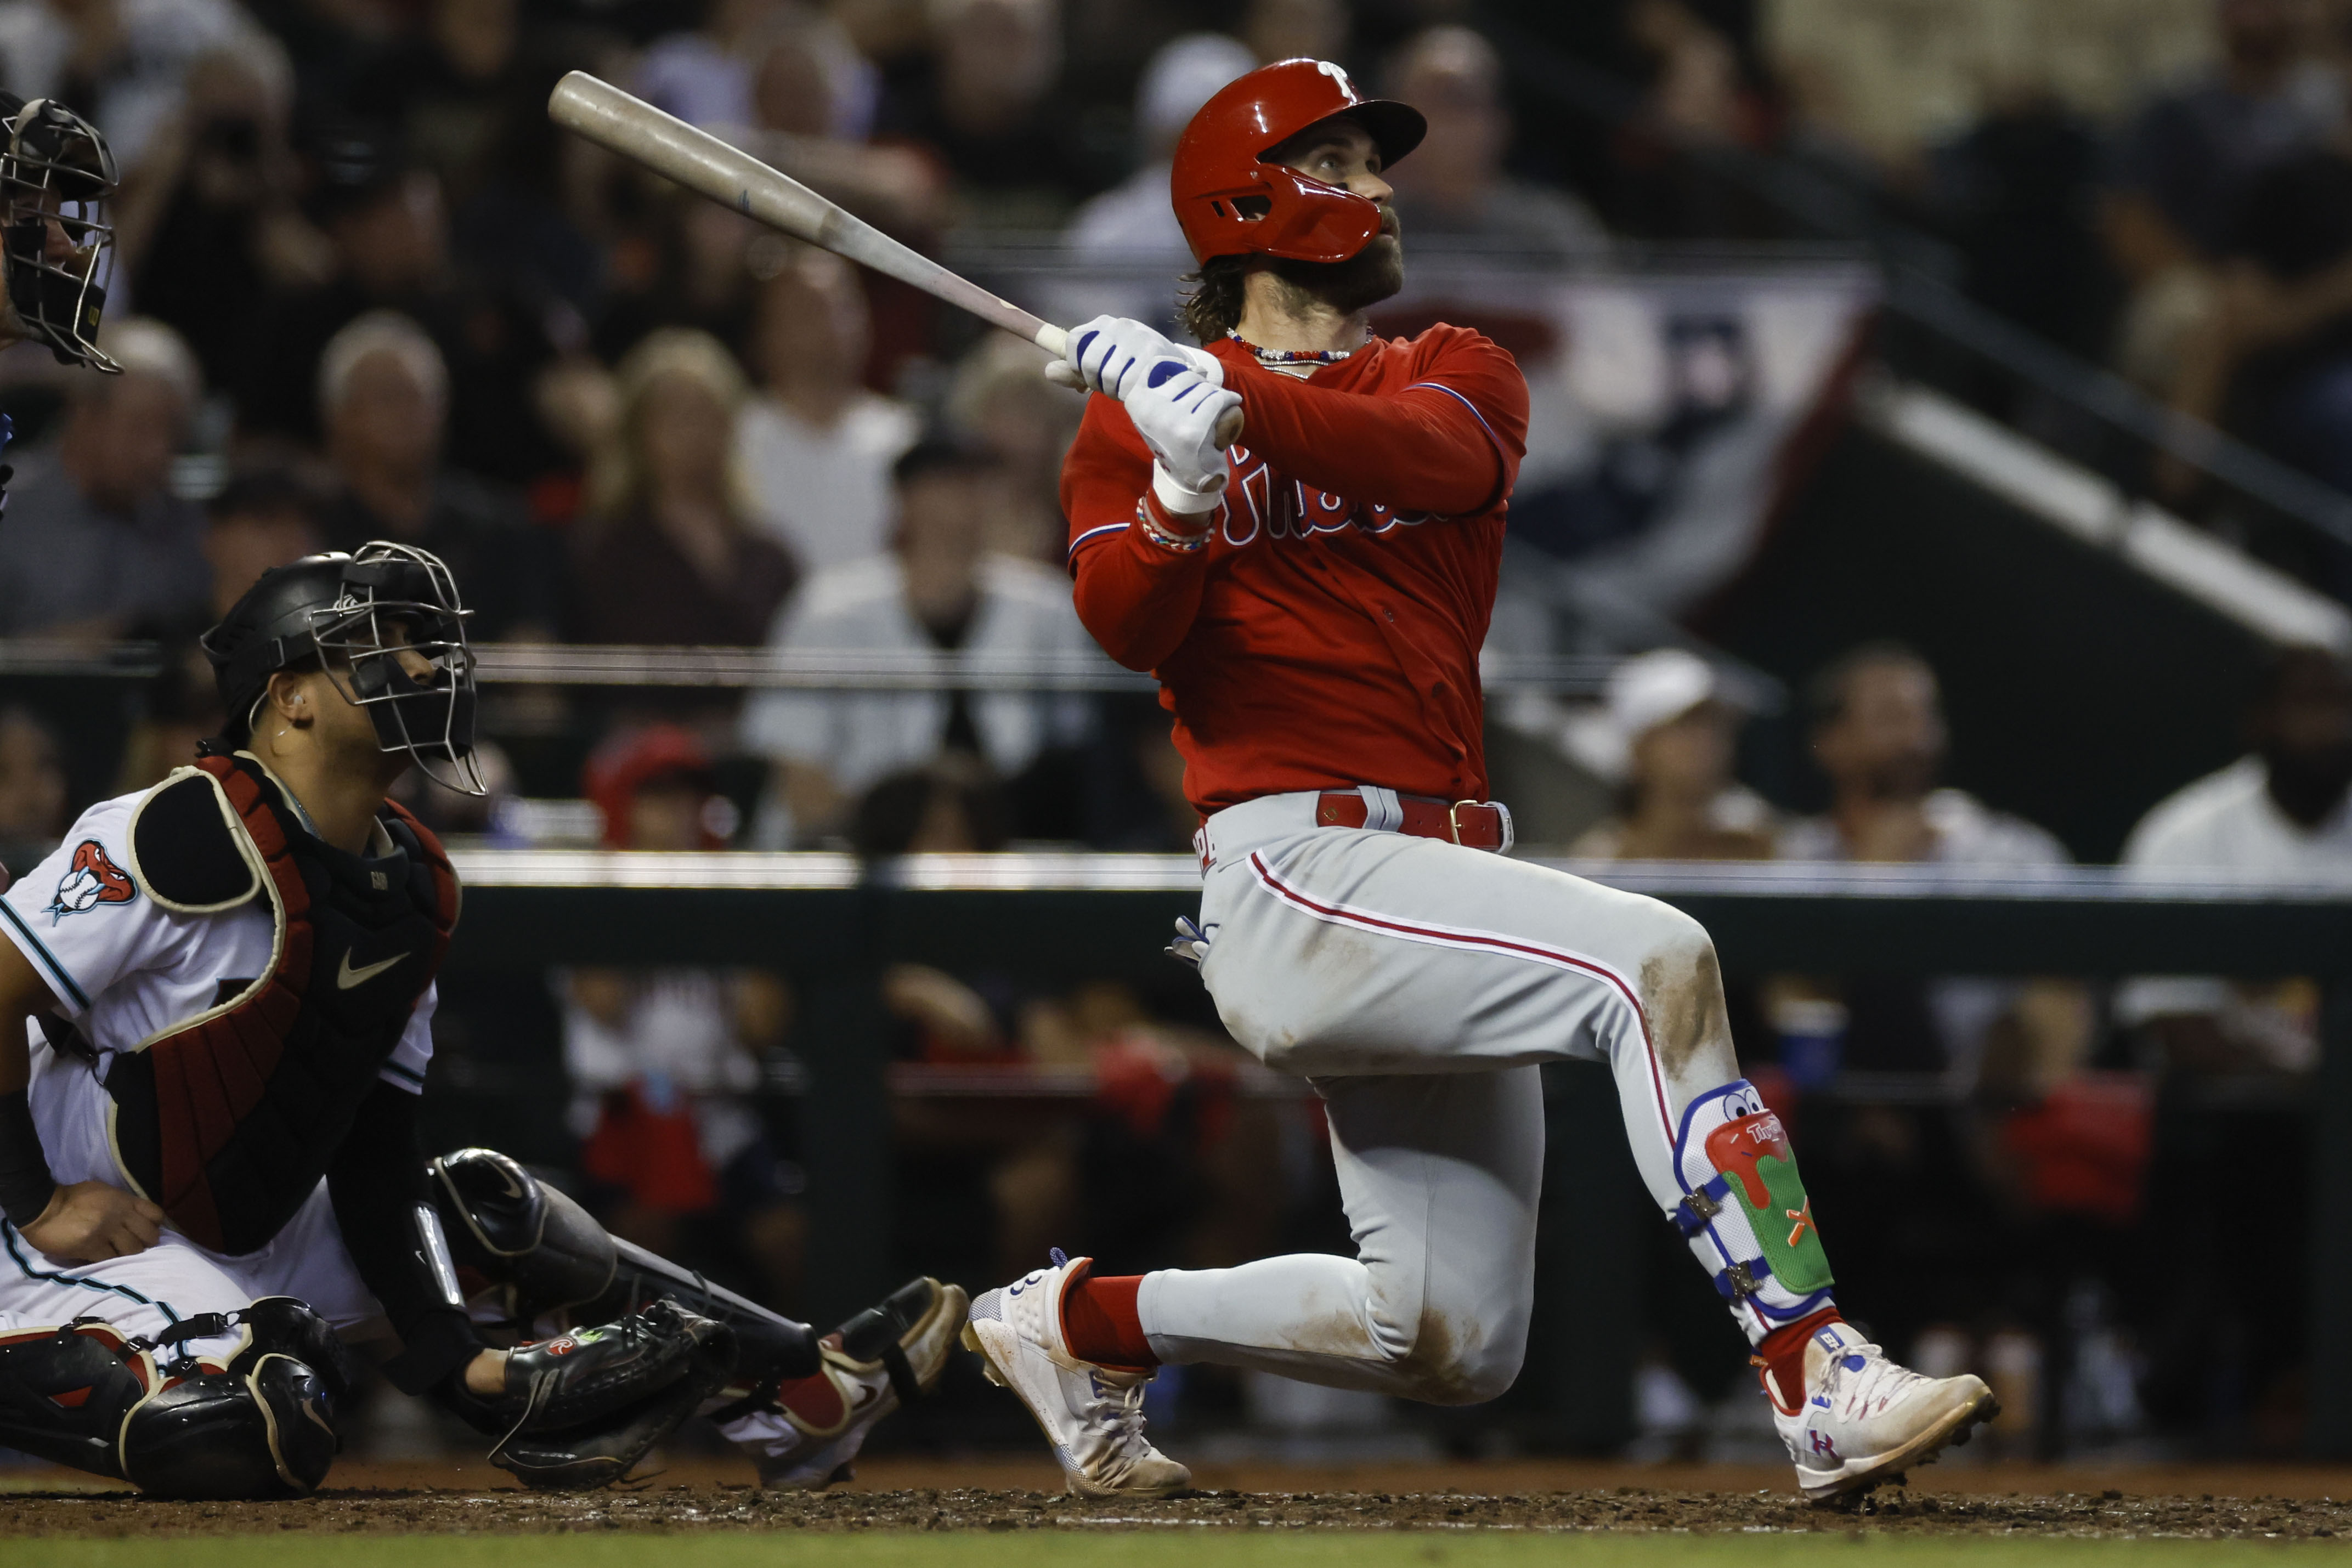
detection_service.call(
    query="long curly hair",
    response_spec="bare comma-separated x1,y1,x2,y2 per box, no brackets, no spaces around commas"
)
583,327,751,535
1177,255,1252,344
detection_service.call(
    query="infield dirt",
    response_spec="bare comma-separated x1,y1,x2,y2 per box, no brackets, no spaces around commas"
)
4,1459,2350,1539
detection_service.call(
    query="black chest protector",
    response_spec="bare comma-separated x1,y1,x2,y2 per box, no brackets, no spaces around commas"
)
106,754,460,1255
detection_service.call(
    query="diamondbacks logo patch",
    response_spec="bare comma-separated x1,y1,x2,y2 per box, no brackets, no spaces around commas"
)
48,840,135,923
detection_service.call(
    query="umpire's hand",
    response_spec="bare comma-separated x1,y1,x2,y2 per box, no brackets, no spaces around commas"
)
19,1179,166,1260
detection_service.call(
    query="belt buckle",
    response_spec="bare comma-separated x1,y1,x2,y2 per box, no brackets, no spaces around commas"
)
1449,800,1514,854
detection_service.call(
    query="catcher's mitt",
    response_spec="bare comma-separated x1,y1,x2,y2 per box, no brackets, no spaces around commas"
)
446,1298,738,1490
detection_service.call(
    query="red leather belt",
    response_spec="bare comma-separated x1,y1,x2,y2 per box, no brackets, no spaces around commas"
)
1314,790,1514,853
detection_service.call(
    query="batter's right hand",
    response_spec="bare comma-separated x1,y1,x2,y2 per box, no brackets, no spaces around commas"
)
18,1179,166,1261
1051,315,1220,400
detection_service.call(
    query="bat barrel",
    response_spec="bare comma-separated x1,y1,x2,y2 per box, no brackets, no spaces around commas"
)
548,72,1242,450
549,72,836,242
550,72,1055,350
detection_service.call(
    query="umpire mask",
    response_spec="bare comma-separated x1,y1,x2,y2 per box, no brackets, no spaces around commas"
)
201,542,487,795
0,93,117,371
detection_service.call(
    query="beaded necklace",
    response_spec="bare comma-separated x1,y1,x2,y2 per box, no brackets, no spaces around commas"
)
1228,331,1355,367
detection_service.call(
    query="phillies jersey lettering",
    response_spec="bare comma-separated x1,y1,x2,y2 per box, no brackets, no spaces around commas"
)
1062,326,1530,814
1212,448,1435,546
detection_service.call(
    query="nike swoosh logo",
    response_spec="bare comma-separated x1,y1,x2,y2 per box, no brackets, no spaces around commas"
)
337,949,406,989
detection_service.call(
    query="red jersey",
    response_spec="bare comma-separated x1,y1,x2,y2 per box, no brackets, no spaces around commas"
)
1061,326,1529,815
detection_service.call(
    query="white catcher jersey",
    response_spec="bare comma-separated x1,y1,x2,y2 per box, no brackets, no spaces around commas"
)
1,791,437,1189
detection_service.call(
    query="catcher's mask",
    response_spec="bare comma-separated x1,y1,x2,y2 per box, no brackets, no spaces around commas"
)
201,542,485,795
0,92,117,371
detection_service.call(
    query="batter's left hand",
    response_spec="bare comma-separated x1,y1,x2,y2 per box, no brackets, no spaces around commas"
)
18,1179,166,1261
1049,315,1220,399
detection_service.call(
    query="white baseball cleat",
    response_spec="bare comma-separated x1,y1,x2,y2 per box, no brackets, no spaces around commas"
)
1762,1317,1998,1502
962,1250,1191,1498
733,1276,969,1490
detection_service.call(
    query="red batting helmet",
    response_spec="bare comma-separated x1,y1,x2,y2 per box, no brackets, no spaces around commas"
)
1170,58,1426,266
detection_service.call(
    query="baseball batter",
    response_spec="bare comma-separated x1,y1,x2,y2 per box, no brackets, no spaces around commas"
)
0,117,966,1495
963,59,1995,1503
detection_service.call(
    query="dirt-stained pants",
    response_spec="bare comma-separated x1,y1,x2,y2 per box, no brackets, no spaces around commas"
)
1135,789,1790,1403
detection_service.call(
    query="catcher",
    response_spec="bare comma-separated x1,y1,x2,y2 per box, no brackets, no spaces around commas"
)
0,522,964,1492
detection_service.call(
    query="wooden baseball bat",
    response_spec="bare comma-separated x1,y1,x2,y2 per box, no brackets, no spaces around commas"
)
548,72,1243,448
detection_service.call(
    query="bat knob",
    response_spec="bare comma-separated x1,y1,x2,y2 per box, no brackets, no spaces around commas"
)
1213,405,1245,451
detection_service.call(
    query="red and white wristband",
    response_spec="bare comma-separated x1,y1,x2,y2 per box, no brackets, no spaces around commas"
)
1136,464,1222,554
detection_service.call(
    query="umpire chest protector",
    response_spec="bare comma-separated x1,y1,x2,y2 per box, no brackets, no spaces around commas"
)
106,754,460,1255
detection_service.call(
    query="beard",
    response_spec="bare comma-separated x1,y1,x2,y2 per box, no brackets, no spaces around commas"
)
1268,212,1404,319
1855,751,1940,805
2265,741,2352,825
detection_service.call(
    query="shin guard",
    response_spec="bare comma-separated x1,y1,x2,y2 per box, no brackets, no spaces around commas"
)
0,1310,341,1497
1670,1081,1835,1338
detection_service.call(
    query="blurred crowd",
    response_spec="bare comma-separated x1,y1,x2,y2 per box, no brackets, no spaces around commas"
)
3,0,2352,1460
1567,0,2352,588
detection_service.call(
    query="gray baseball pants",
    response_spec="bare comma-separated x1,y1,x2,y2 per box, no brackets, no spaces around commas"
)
1135,789,1745,1403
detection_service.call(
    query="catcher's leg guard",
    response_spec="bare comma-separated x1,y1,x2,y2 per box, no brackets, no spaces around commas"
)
1670,1081,1836,1341
429,1147,819,1390
0,1301,345,1498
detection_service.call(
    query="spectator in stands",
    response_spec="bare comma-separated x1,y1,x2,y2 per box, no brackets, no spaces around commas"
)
348,0,524,210
122,41,334,393
741,438,1094,846
1921,84,2117,364
317,310,555,641
0,705,67,879
2108,0,2333,273
1779,642,2093,1368
572,326,798,647
1382,26,1608,257
849,754,1011,857
875,0,1096,219
1780,641,2088,1085
1083,695,1196,851
943,334,1083,561
102,465,321,793
2106,0,2338,397
233,135,451,445
2118,644,2352,1072
735,251,920,574
2150,9,2352,516
0,0,264,176
0,319,206,638
587,183,765,368
112,642,224,794
1567,648,1774,859
635,0,799,131
1066,33,1255,262
563,722,804,1309
1238,0,1345,66
235,126,563,486
1788,642,2062,867
1625,0,1769,150
738,8,946,236
201,465,325,619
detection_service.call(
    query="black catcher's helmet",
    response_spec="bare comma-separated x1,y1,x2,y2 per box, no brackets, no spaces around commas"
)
200,542,485,794
0,91,116,371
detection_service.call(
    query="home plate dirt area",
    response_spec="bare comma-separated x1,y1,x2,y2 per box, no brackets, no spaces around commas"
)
4,1458,2351,1541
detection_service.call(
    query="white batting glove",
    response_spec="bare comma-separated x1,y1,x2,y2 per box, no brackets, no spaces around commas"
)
1044,315,1221,399
1126,359,1240,508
